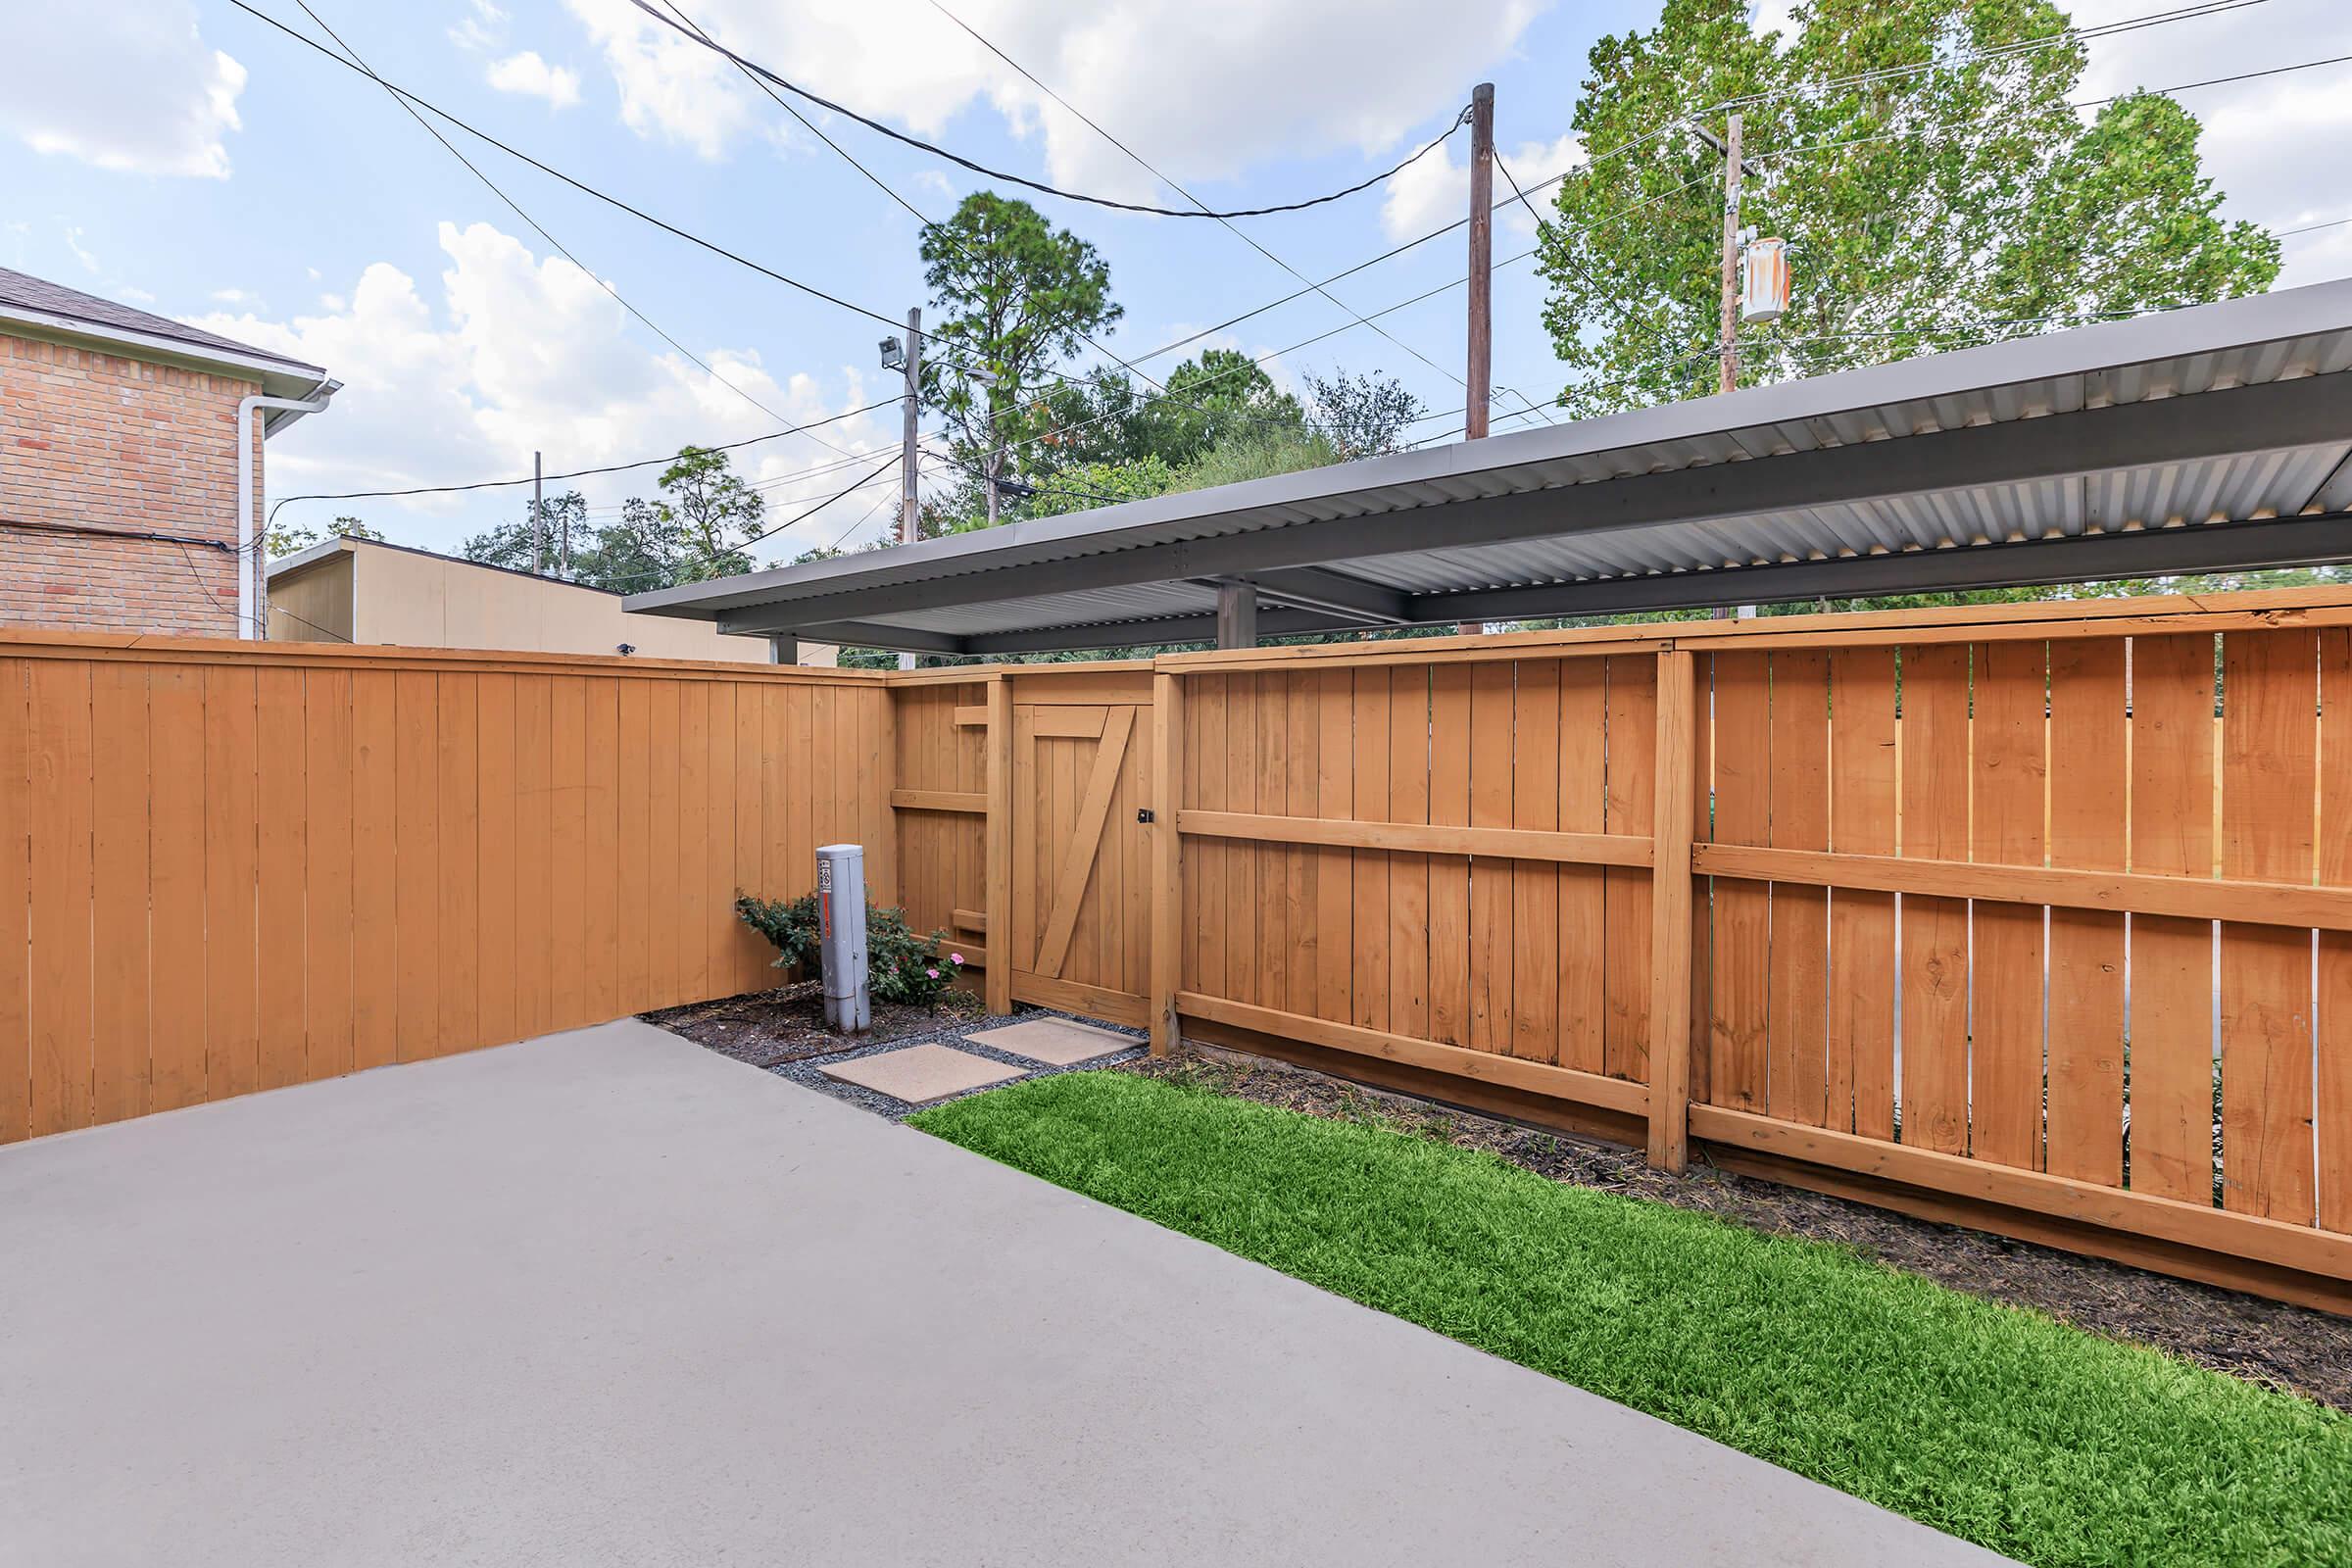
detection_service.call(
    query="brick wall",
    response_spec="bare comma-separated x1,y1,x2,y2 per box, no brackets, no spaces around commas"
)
1,333,263,636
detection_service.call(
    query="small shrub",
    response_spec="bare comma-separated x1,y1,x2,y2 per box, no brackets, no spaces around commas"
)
735,893,819,973
867,906,964,1008
734,893,965,1010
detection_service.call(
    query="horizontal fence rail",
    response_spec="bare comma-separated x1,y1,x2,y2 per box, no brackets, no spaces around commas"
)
0,634,891,1145
8,586,2352,1313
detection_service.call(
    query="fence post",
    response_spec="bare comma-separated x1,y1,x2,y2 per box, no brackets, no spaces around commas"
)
1646,648,1697,1171
1149,670,1183,1055
983,674,1013,1017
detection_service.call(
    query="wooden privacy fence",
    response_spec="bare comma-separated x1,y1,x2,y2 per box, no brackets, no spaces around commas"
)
0,632,891,1144
8,588,2352,1313
1146,590,2352,1314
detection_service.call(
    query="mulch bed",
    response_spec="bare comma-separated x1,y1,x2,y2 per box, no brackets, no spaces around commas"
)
1119,1044,2352,1412
644,980,985,1068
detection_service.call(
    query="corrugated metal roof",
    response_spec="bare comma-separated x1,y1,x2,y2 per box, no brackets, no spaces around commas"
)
626,281,2352,654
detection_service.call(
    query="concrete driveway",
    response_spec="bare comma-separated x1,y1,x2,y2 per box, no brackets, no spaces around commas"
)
0,1020,2008,1567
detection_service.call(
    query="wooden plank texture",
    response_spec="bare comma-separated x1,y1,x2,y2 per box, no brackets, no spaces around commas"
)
1766,651,1829,1127
2046,639,2128,1187
2219,628,2317,1223
2130,633,2218,1204
1971,640,2047,1170
1827,647,1897,1138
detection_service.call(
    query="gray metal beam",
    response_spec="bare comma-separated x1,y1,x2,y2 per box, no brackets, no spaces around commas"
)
1415,512,2352,621
1242,566,1410,624
719,374,2352,631
963,606,1361,655
737,618,971,655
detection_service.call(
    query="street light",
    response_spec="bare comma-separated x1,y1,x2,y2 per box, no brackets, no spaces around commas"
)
878,336,906,372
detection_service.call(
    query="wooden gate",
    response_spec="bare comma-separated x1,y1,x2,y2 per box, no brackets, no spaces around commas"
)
1007,683,1154,1028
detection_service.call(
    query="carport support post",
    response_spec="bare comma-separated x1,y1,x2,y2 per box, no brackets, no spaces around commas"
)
1645,648,1698,1172
768,635,799,664
1148,670,1184,1056
983,674,1014,1016
1215,580,1257,648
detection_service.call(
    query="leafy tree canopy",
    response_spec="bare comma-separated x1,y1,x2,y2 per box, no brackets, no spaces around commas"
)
1535,0,2280,416
265,514,382,559
919,192,1121,496
1302,368,1427,459
460,447,764,592
1024,349,1307,477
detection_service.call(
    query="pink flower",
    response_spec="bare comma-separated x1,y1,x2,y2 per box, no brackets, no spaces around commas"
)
925,967,940,979
950,952,965,966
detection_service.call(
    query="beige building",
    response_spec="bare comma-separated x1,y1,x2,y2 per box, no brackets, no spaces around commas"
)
267,536,835,663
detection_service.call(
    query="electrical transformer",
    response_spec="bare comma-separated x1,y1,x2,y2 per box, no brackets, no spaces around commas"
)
1741,236,1790,324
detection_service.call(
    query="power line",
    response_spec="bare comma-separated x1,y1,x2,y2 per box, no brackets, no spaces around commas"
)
917,0,1468,395
654,0,1175,404
1744,49,2352,168
619,0,1468,220
265,395,901,522
281,0,850,457
739,454,904,551
230,0,944,339
1717,0,2271,112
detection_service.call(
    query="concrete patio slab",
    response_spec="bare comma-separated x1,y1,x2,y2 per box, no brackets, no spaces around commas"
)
0,1021,2013,1568
818,1040,1025,1102
966,1016,1136,1065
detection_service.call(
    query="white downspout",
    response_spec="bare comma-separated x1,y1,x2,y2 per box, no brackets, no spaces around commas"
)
237,383,334,639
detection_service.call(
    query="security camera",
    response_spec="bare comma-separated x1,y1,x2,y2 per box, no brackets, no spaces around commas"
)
615,642,636,657
879,337,906,371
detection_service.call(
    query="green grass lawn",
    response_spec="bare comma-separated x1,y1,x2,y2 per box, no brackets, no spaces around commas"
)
911,1071,2352,1568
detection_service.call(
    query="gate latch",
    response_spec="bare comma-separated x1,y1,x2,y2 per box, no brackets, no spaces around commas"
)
1136,808,1155,823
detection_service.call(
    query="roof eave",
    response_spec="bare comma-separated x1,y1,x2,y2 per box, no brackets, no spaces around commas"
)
0,302,328,395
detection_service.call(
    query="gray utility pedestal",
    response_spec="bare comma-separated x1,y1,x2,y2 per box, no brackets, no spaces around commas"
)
815,843,870,1033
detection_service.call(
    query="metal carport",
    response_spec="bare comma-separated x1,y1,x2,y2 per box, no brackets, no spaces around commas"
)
624,281,2352,655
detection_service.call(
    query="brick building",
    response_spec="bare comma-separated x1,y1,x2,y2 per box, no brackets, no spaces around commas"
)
1,267,336,637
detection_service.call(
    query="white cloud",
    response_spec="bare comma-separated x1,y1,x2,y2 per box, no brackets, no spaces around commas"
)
0,1,245,178
450,0,509,52
61,225,100,273
560,0,1548,201
1380,132,1583,243
488,51,584,110
192,222,894,558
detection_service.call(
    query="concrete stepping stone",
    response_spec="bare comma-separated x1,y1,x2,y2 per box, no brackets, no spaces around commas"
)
818,1044,1024,1104
963,1017,1135,1067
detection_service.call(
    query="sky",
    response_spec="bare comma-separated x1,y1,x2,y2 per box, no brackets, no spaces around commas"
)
2,0,2347,568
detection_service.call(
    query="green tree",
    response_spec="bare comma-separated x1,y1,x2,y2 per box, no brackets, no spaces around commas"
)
461,489,587,574
569,498,682,592
1302,369,1425,458
919,192,1122,516
650,446,762,580
1026,351,1305,475
1535,0,2280,416
266,514,382,559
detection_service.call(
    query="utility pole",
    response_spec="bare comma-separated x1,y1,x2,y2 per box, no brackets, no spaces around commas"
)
1709,112,1748,618
899,307,922,672
1715,111,1744,397
532,449,545,574
1464,81,1495,441
1458,81,1496,637
900,308,922,547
